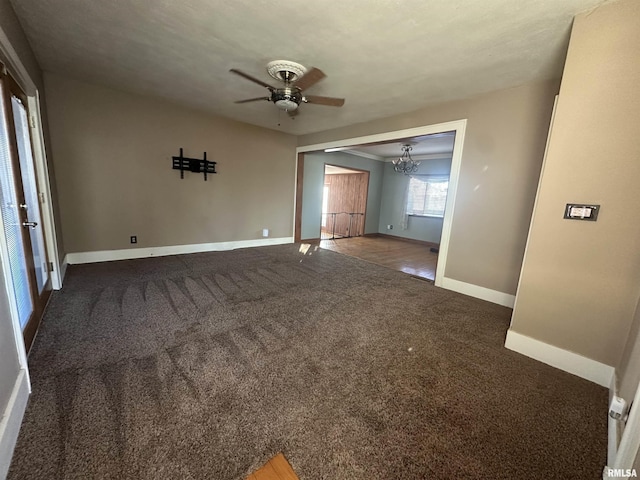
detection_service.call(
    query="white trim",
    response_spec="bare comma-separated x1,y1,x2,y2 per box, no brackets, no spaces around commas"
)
0,369,30,480
296,119,468,291
296,121,462,154
433,121,465,287
66,237,294,264
440,277,516,308
28,93,62,290
609,372,620,466
323,147,352,153
504,330,614,387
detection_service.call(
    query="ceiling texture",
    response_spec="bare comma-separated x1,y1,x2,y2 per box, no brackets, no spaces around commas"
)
346,132,456,159
11,0,609,135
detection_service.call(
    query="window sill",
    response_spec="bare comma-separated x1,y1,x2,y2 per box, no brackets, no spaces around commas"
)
408,214,444,219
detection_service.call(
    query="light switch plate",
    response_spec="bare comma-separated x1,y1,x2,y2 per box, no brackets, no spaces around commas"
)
564,204,600,221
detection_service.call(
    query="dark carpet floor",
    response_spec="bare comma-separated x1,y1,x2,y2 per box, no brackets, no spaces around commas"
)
8,244,607,479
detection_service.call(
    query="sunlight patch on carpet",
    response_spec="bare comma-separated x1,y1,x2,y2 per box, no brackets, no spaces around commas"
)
247,453,299,480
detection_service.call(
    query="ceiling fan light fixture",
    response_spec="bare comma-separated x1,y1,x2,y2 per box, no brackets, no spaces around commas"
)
271,88,302,111
275,99,298,111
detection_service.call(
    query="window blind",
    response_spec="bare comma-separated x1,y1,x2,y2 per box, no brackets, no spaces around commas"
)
406,175,449,217
0,84,33,328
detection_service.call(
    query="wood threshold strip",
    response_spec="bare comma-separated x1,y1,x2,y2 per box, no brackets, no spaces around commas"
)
246,453,299,480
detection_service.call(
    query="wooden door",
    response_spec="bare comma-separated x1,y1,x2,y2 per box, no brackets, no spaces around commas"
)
323,169,369,238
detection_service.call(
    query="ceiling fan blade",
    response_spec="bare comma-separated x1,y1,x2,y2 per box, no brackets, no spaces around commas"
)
303,95,345,107
229,69,275,90
234,97,271,104
292,67,326,91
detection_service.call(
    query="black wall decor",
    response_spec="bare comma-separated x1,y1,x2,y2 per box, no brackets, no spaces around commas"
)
172,148,217,181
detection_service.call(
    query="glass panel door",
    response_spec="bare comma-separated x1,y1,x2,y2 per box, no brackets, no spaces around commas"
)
0,83,33,329
11,96,48,293
0,68,52,352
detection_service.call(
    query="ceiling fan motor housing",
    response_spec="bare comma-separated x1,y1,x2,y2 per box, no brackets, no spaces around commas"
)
271,87,302,111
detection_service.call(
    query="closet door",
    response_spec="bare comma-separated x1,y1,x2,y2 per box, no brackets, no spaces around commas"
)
0,70,51,351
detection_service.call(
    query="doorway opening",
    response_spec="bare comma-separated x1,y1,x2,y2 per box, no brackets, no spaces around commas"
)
321,164,369,240
320,134,454,281
294,119,466,287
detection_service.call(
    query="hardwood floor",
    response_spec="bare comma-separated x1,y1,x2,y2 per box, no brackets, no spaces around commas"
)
319,235,438,281
246,453,299,480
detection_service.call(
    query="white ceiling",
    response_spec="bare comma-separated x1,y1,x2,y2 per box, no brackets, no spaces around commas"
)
10,0,608,135
347,132,456,159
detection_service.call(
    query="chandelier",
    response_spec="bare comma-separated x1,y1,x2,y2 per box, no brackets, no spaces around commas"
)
392,144,420,174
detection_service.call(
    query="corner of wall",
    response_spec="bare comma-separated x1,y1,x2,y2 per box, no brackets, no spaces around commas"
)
504,329,614,387
59,254,68,288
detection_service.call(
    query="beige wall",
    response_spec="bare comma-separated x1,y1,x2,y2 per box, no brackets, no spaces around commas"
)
510,0,640,367
299,80,559,295
44,73,297,253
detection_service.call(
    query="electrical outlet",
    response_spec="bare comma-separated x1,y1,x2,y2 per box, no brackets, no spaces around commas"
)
387,224,393,230
130,236,137,244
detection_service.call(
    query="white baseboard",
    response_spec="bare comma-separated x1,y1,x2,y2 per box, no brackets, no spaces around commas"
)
65,237,294,265
440,277,516,308
505,330,614,387
0,369,30,479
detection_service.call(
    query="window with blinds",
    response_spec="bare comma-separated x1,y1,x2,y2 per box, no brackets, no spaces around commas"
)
406,175,449,218
0,83,33,328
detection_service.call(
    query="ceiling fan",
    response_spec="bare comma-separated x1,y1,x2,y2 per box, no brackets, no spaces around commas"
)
230,60,345,117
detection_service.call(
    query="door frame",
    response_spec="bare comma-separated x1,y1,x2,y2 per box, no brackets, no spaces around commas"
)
0,27,61,367
0,33,61,292
293,119,467,288
2,73,54,353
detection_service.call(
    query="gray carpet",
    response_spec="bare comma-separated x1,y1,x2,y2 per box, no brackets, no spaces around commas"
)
9,244,607,479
